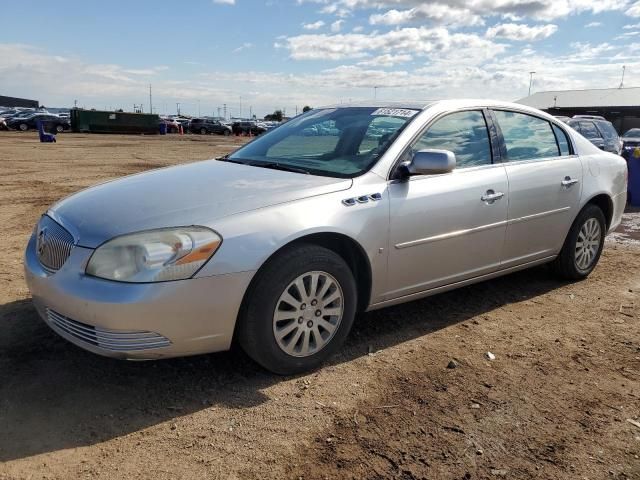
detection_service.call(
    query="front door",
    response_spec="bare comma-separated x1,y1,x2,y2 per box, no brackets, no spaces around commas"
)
386,110,508,300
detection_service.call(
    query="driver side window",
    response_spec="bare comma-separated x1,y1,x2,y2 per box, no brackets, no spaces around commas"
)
412,110,492,168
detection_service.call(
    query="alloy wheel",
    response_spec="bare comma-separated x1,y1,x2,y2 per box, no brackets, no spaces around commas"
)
272,271,344,357
575,217,601,271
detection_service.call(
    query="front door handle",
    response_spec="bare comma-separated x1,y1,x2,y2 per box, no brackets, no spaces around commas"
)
481,190,505,204
561,176,579,188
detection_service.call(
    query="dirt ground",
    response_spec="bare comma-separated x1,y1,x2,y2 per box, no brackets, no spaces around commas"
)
0,131,639,480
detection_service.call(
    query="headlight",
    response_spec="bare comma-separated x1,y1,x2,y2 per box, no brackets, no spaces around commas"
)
86,227,222,283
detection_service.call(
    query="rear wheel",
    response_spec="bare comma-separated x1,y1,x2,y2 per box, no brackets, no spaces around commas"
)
223,129,231,136
200,127,207,135
237,244,357,375
19,123,28,131
55,124,64,133
551,204,606,280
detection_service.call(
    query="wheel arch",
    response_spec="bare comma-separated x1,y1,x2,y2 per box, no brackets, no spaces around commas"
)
584,193,613,230
241,231,373,315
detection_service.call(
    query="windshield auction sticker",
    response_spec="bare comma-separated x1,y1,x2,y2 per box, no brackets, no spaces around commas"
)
371,108,419,118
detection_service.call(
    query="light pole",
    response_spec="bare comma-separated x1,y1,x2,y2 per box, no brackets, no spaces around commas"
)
176,103,181,115
149,84,153,114
620,65,626,89
374,86,378,100
528,71,536,96
239,96,242,119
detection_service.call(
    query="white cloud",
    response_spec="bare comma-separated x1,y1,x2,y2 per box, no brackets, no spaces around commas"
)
485,23,558,41
369,4,484,27
280,26,505,61
585,21,602,27
331,19,345,32
302,20,325,30
212,0,235,4
357,53,413,67
232,42,253,53
352,25,364,32
300,0,631,23
627,1,640,16
624,22,640,27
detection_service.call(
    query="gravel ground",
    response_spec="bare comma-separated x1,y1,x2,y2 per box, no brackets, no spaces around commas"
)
0,132,639,480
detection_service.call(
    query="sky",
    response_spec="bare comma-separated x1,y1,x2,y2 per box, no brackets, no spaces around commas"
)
0,0,639,118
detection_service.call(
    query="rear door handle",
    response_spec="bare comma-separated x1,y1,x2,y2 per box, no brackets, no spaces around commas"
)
561,176,579,188
481,190,505,204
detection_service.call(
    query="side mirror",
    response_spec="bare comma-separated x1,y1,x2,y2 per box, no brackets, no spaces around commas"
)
405,149,456,176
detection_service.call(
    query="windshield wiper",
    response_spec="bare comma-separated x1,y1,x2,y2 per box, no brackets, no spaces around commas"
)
256,162,310,175
217,156,250,165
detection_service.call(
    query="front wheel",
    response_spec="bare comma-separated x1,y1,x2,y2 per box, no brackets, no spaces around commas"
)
237,244,357,375
200,127,207,135
551,204,606,280
223,129,231,136
19,123,28,131
55,124,64,133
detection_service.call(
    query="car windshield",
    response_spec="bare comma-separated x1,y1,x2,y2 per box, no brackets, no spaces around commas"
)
226,107,419,177
623,129,640,137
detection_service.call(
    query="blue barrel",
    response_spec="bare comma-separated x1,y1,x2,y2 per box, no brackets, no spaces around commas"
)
627,147,640,206
159,122,167,135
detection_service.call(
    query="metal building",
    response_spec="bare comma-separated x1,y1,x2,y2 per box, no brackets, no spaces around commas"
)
0,95,39,108
517,87,640,133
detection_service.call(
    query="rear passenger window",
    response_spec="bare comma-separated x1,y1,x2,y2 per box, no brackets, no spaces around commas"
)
493,110,560,161
413,110,492,168
578,121,601,138
552,124,571,156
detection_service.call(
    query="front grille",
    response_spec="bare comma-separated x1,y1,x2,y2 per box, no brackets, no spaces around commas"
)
36,216,75,272
47,309,171,351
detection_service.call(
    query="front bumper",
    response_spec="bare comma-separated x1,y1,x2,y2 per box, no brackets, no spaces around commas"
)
24,233,254,359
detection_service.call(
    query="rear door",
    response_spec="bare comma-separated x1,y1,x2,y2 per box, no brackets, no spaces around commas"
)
491,109,582,267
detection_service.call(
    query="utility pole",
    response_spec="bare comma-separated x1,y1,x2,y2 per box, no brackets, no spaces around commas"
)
239,96,242,119
74,99,78,108
249,106,252,119
149,84,153,115
217,107,221,118
528,72,536,96
374,86,378,99
619,65,626,88
176,103,181,115
223,103,227,120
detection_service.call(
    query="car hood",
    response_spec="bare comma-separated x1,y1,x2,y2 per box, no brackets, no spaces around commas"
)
50,160,352,248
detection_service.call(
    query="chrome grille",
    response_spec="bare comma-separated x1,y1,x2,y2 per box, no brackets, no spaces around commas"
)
46,309,171,351
36,216,75,272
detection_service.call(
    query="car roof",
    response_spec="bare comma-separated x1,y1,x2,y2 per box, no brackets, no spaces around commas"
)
317,99,558,117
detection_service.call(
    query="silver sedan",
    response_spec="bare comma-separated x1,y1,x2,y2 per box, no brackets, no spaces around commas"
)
24,100,628,374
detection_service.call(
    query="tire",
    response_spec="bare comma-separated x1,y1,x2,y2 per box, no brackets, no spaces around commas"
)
223,129,231,136
19,123,28,131
551,204,606,280
200,127,207,135
55,124,64,133
237,244,358,375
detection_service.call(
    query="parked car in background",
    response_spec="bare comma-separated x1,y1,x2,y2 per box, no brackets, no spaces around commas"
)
566,118,622,155
7,113,70,132
24,100,627,374
159,117,181,133
572,115,606,121
553,115,571,123
190,117,232,135
232,120,266,136
622,128,640,158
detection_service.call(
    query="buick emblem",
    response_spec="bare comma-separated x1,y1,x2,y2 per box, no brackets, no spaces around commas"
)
36,227,48,256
